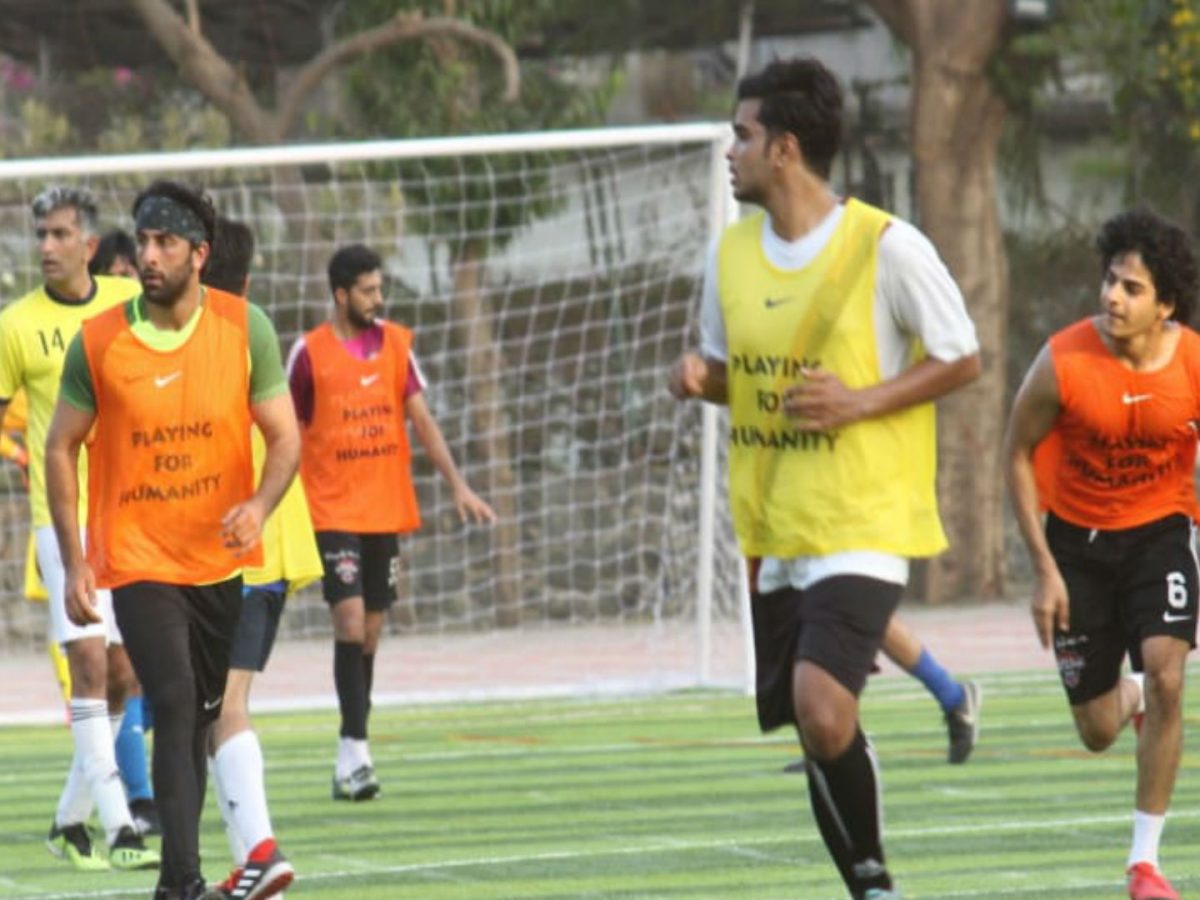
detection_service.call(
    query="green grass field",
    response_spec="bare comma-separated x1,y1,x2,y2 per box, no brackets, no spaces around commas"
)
1,668,1196,899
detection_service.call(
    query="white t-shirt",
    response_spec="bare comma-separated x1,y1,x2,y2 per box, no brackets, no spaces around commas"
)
700,203,979,592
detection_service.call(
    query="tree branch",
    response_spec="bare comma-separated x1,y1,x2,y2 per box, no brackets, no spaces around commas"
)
126,0,274,142
275,11,521,138
185,0,201,34
861,0,915,47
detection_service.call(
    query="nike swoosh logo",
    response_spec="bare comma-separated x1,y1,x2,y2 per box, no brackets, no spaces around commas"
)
154,371,182,389
203,697,222,711
360,374,380,387
763,297,796,309
1163,612,1192,623
1122,392,1152,405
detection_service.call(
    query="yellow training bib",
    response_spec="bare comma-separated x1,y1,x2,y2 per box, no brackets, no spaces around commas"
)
719,200,947,558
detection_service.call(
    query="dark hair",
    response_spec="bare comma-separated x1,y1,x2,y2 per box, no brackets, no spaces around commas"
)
131,179,217,245
202,217,256,294
736,57,843,179
88,228,136,276
1096,208,1200,324
328,243,382,294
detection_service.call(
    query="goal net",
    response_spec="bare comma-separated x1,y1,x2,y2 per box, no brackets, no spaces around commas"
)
0,124,752,706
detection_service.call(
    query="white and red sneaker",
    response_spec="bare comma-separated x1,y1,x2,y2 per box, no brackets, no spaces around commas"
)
219,838,294,900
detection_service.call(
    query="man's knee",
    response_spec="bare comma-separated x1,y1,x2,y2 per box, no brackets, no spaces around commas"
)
66,639,109,697
1145,666,1185,710
1070,693,1122,752
794,693,857,759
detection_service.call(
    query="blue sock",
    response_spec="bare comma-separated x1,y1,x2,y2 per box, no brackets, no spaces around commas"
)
115,696,153,801
910,649,965,713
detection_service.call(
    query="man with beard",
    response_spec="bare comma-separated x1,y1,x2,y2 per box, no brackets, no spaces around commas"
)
0,185,158,871
46,180,300,900
668,58,980,899
286,243,495,801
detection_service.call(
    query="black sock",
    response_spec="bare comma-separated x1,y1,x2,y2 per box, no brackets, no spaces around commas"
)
334,641,368,739
804,729,891,896
362,652,375,725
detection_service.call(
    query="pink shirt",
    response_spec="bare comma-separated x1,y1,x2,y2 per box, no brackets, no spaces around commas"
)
286,323,426,427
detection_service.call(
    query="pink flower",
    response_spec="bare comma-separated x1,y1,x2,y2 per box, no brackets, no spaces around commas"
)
113,67,135,88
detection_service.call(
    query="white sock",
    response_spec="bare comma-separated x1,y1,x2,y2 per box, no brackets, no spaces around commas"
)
70,698,133,846
336,737,372,777
214,730,273,856
55,754,93,828
1128,809,1166,869
1128,672,1147,716
209,754,248,863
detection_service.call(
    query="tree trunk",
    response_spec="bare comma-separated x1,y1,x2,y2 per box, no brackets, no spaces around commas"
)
906,1,1010,603
452,239,521,626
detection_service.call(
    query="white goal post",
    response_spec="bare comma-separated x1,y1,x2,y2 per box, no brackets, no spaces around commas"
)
0,123,754,705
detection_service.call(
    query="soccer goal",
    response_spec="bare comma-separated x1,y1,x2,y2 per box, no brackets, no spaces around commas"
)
0,123,753,705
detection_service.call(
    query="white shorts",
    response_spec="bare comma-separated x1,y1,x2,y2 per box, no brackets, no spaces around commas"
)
36,525,119,647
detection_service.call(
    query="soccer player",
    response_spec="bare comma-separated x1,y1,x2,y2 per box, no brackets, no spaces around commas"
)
202,216,316,900
668,58,981,899
0,185,158,872
287,243,496,801
1005,208,1200,900
46,180,300,900
89,222,162,838
89,228,138,279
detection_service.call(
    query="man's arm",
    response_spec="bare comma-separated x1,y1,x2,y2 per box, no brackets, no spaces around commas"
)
782,352,981,431
1003,344,1067,649
45,397,99,624
668,353,728,404
405,392,496,524
222,393,300,554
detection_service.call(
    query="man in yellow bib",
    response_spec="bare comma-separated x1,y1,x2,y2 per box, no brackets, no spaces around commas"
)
670,58,980,900
0,186,158,872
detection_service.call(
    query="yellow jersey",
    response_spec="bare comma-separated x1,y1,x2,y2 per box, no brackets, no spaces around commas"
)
244,426,323,593
0,276,139,527
719,200,946,558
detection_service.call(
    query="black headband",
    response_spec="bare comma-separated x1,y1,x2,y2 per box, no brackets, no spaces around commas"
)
135,195,206,244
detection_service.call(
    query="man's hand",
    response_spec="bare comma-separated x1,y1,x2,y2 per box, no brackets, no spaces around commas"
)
453,483,497,525
1030,567,1070,650
64,561,100,626
221,497,268,556
668,353,708,400
782,368,864,431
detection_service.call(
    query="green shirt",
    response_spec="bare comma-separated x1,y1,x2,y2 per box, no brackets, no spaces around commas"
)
60,291,287,413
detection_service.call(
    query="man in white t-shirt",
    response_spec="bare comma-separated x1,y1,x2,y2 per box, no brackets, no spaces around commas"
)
670,57,980,899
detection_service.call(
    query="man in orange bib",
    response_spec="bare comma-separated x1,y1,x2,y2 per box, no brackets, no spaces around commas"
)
287,243,495,801
46,180,300,900
1006,209,1200,900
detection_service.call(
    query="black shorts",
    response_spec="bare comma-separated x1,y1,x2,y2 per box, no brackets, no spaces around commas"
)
229,586,285,672
112,577,242,726
316,531,400,610
751,575,902,732
1049,512,1199,705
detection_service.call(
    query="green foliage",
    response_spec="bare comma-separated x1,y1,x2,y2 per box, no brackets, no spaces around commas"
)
1049,0,1200,222
8,99,73,157
335,1,618,254
0,64,234,157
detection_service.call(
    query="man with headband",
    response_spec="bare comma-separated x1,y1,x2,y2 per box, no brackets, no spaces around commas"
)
47,180,300,900
0,185,159,872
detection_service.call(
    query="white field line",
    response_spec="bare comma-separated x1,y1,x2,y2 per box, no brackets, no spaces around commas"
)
14,809,1200,899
